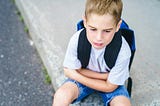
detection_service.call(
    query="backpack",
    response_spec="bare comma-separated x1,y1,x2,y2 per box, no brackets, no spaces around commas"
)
76,20,136,96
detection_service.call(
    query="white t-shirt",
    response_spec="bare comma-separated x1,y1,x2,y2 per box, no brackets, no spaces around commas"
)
63,29,131,85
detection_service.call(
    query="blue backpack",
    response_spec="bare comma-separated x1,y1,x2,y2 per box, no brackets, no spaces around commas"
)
76,20,136,96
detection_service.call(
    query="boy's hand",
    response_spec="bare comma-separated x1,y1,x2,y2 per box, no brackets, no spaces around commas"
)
77,68,108,80
64,67,118,92
63,68,80,80
64,67,108,81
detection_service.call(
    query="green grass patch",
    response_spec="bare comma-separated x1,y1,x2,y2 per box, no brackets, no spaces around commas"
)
16,11,24,23
11,0,15,4
24,26,29,33
16,10,29,33
42,67,52,84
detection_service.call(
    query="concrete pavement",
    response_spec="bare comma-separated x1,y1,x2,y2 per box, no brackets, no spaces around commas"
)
122,0,160,105
15,0,160,105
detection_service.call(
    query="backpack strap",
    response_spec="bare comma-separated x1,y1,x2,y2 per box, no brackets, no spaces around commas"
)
77,29,122,69
77,29,91,68
104,30,122,69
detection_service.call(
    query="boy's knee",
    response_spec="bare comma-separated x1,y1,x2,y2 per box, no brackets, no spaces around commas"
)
54,87,67,100
53,82,79,106
110,96,131,106
53,88,71,106
53,83,78,105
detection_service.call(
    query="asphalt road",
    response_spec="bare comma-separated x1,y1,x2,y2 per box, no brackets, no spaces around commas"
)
0,0,53,106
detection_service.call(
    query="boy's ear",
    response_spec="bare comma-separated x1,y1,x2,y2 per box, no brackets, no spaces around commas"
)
82,15,87,28
116,19,122,32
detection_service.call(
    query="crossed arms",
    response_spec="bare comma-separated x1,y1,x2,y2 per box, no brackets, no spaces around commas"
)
64,68,118,92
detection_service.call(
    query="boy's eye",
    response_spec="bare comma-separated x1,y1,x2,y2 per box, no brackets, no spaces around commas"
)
90,28,97,31
104,30,111,33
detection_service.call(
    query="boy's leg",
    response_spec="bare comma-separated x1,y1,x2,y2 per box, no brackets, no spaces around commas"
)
53,79,95,106
53,82,79,106
99,86,131,106
109,96,131,106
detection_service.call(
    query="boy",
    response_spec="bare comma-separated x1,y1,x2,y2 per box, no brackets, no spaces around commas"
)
53,0,131,106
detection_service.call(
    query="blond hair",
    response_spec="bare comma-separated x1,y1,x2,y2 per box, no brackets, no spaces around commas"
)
85,0,123,24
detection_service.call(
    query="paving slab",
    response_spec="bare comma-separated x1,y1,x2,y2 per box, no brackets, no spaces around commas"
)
122,0,160,105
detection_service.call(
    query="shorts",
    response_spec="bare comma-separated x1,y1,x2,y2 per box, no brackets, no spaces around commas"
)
65,78,130,106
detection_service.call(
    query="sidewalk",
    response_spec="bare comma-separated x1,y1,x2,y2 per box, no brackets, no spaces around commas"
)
122,0,160,105
15,0,160,105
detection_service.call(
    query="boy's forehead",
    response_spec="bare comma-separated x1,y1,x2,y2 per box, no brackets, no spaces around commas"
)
86,13,116,28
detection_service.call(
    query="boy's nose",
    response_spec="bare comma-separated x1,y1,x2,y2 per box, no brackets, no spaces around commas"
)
96,31,103,41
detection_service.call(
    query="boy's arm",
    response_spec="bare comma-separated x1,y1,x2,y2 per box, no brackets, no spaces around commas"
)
64,68,118,92
77,68,108,80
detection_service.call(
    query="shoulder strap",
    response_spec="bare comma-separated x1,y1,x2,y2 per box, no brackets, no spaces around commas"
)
104,30,122,69
77,29,122,69
77,29,91,68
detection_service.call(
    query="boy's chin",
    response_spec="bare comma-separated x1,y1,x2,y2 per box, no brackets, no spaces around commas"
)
92,45,105,50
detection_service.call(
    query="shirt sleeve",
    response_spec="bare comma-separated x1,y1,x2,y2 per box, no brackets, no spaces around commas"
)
108,37,131,85
63,30,82,69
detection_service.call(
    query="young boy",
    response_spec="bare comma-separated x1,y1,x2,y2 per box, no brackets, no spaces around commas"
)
53,0,131,106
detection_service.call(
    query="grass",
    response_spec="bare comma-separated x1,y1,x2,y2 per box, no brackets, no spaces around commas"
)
24,26,29,33
16,10,29,33
42,67,52,84
16,11,24,22
11,0,15,4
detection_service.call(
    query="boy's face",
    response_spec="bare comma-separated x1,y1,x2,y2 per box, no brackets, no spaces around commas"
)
83,13,121,49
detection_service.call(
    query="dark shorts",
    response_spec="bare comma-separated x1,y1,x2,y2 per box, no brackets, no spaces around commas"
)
65,79,130,106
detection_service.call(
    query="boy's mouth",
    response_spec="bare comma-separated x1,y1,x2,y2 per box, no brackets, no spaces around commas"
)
93,42,103,47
